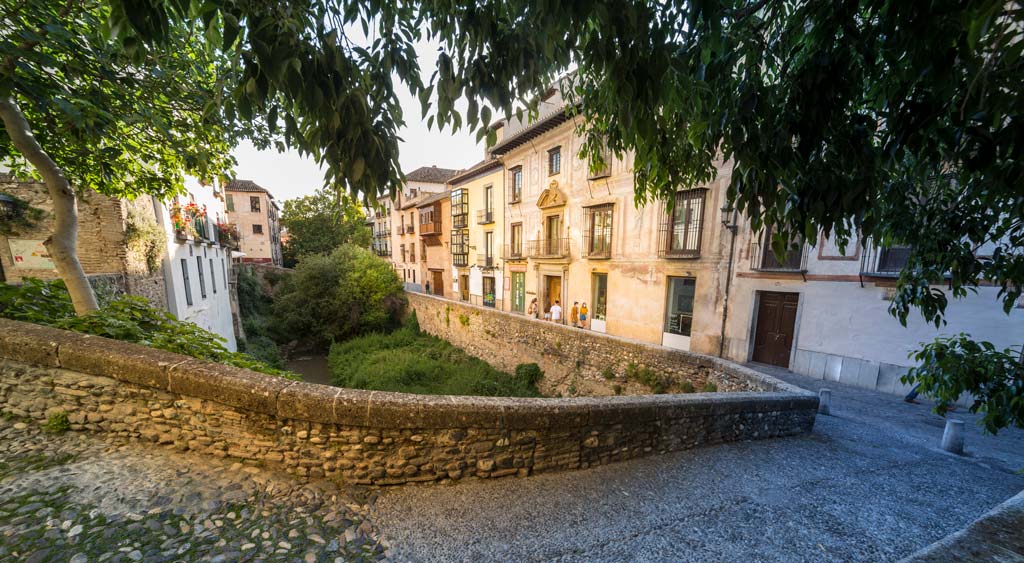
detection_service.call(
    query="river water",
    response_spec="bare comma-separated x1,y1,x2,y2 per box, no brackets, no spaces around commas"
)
284,355,332,385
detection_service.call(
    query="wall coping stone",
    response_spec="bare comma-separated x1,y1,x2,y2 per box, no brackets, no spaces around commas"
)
0,317,817,431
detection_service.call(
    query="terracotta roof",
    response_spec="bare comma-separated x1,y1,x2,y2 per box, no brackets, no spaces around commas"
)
225,179,276,199
415,190,451,208
405,166,459,184
447,158,504,186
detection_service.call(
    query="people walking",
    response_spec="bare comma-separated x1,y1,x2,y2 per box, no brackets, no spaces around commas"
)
580,302,589,329
550,300,563,324
570,301,580,327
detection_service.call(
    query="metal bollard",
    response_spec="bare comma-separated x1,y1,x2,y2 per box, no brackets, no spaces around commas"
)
941,419,965,455
818,388,831,415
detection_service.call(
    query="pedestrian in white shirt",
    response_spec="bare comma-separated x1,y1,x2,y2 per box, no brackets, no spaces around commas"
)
549,300,563,324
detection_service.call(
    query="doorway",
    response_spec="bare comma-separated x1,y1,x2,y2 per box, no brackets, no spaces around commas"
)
544,275,562,320
459,274,469,301
431,270,444,297
751,291,799,368
511,271,525,313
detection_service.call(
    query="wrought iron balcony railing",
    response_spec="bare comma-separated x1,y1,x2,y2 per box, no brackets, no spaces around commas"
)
527,237,570,259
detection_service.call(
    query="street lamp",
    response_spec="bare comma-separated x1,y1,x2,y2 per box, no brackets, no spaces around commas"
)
720,203,737,229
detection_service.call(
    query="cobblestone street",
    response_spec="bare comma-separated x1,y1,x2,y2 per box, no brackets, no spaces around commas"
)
0,420,388,563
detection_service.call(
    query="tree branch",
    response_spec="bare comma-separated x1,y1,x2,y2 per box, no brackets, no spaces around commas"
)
0,95,99,313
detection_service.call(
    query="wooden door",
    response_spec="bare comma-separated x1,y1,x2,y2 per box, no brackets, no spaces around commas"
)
752,291,799,368
459,274,469,301
431,270,444,296
545,275,562,311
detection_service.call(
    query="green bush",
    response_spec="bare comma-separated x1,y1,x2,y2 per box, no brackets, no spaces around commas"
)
680,380,695,393
701,382,718,393
328,321,540,397
514,363,544,387
626,363,665,394
42,411,70,434
272,245,405,350
601,367,615,380
0,278,297,379
240,336,284,369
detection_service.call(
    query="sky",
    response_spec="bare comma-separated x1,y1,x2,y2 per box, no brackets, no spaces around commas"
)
231,38,486,203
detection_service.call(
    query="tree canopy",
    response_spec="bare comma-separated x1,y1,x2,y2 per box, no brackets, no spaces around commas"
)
280,190,371,267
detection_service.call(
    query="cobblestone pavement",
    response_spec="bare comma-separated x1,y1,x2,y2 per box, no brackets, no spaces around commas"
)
371,371,1024,562
0,419,388,563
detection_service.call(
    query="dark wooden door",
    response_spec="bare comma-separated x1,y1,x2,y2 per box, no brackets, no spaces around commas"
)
431,270,444,296
752,291,799,368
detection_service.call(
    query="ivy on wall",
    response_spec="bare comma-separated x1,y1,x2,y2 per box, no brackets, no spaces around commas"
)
124,206,166,274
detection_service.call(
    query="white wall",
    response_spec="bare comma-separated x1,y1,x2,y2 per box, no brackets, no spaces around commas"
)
156,180,238,351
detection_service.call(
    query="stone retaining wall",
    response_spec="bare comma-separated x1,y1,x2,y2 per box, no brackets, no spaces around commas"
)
407,292,766,396
0,318,817,485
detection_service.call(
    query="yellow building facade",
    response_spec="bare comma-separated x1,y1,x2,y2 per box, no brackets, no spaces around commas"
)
448,160,505,308
489,98,734,355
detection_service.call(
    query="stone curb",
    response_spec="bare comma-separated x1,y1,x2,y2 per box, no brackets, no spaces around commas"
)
898,489,1024,562
0,318,817,431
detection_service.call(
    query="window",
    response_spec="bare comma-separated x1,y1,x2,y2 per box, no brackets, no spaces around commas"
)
400,244,406,262
592,273,608,321
481,231,494,266
588,143,613,179
252,224,264,235
196,257,207,299
180,259,193,306
509,223,523,257
451,188,468,228
548,147,561,175
584,205,613,258
410,243,416,262
250,196,261,212
483,276,496,307
226,194,234,212
877,245,911,273
665,277,696,336
451,229,469,267
210,258,217,294
510,167,523,202
221,259,227,290
758,225,804,270
412,270,416,283
421,243,427,261
661,189,706,257
484,185,493,211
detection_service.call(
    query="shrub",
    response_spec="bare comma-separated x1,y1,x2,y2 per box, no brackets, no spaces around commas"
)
680,380,695,393
457,313,470,327
43,412,69,433
514,363,544,387
701,382,718,393
0,279,297,379
272,245,405,350
240,336,284,369
328,325,540,397
626,363,664,393
601,367,615,380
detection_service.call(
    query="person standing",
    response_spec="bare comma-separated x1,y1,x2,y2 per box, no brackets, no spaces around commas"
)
550,300,563,324
570,301,580,327
527,297,539,319
580,302,589,329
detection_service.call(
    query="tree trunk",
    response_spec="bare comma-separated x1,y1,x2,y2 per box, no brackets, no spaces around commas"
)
0,96,99,314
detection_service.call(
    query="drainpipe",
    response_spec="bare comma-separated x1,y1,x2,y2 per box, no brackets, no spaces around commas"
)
718,209,738,358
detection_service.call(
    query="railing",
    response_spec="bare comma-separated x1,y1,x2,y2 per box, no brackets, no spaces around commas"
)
452,253,468,267
527,237,570,259
657,219,702,259
419,221,442,236
502,244,526,261
860,245,911,276
405,225,415,234
475,253,495,268
477,209,494,224
749,236,807,272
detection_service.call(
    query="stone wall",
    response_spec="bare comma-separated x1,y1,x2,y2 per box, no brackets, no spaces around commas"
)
0,318,817,486
407,292,771,397
0,177,166,308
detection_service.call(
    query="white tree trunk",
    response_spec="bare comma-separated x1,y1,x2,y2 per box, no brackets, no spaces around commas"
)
0,96,99,314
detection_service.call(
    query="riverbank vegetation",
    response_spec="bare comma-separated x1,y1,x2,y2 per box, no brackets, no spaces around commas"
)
329,313,542,397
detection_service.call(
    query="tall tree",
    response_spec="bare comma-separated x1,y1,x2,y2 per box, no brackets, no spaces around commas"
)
280,190,371,267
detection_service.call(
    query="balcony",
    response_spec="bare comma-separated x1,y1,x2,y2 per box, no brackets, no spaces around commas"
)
750,237,807,272
527,237,570,259
860,245,911,277
452,214,468,229
502,244,526,261
476,253,496,268
405,225,415,234
452,253,468,267
419,221,442,236
477,209,494,224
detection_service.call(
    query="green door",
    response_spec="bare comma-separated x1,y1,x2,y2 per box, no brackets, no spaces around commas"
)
511,272,526,313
